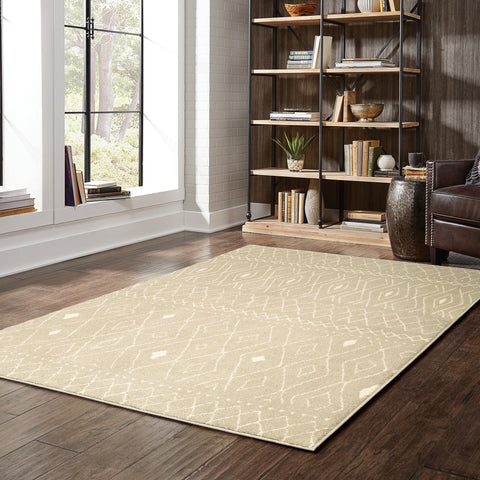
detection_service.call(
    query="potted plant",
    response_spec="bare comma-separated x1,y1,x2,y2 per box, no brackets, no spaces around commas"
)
272,132,317,172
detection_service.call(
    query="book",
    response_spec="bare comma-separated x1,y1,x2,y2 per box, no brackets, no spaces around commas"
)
343,90,357,122
347,210,386,222
0,186,28,198
287,60,313,65
72,164,81,205
0,193,31,203
382,0,390,11
0,206,36,217
344,144,351,176
86,190,131,199
270,111,321,121
332,95,344,122
76,170,87,204
368,146,383,177
84,185,122,194
86,191,131,201
335,60,395,68
352,141,359,175
64,145,77,206
374,169,400,177
357,141,363,176
298,192,305,224
84,180,118,188
341,221,387,233
0,198,35,211
278,191,283,222
388,0,400,11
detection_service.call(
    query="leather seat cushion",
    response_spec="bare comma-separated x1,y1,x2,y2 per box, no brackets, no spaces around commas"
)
431,185,480,226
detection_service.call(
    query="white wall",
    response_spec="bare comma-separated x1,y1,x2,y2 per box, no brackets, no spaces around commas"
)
184,0,252,232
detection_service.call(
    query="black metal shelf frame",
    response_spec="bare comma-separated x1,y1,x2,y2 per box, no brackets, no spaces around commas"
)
246,0,422,228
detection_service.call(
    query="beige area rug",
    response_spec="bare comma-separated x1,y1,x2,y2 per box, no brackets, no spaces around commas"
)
1,245,479,451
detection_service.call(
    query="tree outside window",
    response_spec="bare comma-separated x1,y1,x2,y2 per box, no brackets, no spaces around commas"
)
65,0,142,187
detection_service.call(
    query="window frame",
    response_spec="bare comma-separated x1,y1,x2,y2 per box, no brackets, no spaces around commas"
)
64,0,144,185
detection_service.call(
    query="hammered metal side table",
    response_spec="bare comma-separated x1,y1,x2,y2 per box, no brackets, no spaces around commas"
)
386,176,430,261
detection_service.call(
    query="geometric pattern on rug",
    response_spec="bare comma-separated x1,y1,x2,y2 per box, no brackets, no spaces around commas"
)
0,245,479,451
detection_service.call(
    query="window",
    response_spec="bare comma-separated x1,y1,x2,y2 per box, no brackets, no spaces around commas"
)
65,0,143,187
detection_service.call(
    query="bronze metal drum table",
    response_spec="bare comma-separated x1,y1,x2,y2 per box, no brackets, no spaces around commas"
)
386,176,430,261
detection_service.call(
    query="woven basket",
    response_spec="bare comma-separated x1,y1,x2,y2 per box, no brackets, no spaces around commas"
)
285,2,318,16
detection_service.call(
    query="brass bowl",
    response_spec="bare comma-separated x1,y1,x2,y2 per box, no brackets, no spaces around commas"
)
350,103,384,122
285,3,318,16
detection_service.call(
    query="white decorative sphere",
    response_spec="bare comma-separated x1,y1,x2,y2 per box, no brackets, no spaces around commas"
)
377,154,396,170
357,0,381,13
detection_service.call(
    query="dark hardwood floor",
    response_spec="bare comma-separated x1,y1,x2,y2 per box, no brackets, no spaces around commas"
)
0,228,479,480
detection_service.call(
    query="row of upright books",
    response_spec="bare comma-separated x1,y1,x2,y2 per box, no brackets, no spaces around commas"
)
0,187,35,217
344,140,383,177
278,189,307,224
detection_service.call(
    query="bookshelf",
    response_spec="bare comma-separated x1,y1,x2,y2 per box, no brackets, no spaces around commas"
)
243,0,422,246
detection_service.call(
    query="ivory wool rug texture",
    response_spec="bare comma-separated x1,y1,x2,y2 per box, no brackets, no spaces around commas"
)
1,245,479,451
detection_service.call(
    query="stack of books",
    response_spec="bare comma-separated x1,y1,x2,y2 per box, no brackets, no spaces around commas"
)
84,181,131,201
335,58,395,68
278,189,306,224
403,166,427,180
374,169,400,178
344,140,382,177
340,210,387,233
286,50,313,69
0,187,36,217
270,111,321,122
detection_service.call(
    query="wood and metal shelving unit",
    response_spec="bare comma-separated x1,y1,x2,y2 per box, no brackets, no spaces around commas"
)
243,0,422,247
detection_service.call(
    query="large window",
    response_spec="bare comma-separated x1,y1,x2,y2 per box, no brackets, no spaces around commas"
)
65,0,143,187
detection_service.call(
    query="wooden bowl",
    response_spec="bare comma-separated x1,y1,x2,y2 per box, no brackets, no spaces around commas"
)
350,103,384,122
285,3,318,16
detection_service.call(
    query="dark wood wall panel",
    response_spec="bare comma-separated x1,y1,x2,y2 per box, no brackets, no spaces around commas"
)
249,0,480,208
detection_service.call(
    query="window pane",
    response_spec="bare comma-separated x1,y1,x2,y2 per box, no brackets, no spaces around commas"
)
90,113,139,187
65,114,85,173
92,0,140,34
92,32,140,113
65,27,85,112
65,0,84,27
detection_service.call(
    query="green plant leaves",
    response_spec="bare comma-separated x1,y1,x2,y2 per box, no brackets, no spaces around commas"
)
272,131,318,159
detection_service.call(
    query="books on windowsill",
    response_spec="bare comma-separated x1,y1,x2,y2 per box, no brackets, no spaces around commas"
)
84,181,131,201
0,187,36,216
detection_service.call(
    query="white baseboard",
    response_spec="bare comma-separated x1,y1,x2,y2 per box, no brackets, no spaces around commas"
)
0,202,184,277
184,203,271,233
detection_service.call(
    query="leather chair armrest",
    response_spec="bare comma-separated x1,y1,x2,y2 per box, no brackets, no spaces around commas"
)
426,159,474,190
425,159,474,246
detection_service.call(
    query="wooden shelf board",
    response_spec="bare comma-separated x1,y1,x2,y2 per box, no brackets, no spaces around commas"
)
243,218,391,247
252,120,419,129
252,12,419,27
250,168,394,183
326,67,420,74
253,68,419,75
324,121,419,128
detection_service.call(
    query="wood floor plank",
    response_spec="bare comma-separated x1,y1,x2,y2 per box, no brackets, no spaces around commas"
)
39,403,143,453
111,424,236,480
0,395,98,457
35,416,186,480
0,383,58,416
0,378,24,396
184,437,291,480
411,467,477,480
0,440,77,480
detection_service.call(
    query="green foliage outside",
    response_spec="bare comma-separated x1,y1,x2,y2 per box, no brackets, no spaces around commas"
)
65,0,141,188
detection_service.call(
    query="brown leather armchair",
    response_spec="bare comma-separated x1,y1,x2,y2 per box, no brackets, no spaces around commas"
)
425,159,480,265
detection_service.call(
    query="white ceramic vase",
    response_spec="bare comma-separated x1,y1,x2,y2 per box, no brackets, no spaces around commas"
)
377,154,396,171
357,0,380,13
304,179,325,225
